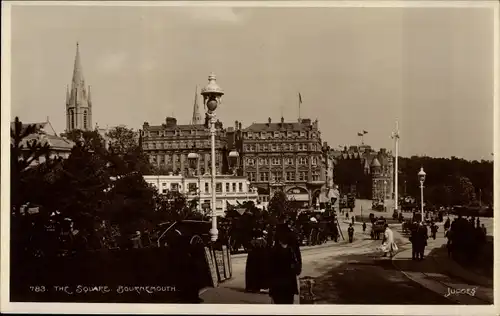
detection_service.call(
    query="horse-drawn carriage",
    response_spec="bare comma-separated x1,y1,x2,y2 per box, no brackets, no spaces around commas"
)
370,218,386,240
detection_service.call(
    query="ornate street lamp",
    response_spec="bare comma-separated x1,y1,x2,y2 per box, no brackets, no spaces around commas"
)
201,73,224,242
418,167,426,222
228,150,239,175
391,121,400,213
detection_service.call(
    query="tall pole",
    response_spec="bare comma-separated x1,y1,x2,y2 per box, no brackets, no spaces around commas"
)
393,121,400,213
420,181,424,222
210,112,218,242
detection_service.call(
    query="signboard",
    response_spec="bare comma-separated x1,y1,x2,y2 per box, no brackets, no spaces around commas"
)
213,249,226,282
222,245,230,280
204,247,218,287
226,246,233,278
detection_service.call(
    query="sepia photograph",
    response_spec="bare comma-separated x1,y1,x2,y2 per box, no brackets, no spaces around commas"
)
1,1,498,315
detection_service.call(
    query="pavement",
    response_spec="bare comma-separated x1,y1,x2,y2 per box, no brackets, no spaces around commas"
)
390,224,493,305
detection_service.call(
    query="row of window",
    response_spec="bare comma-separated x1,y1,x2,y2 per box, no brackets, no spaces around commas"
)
244,143,318,152
247,171,320,182
246,156,318,166
68,110,88,130
150,153,221,164
158,181,245,194
145,140,223,150
244,131,317,139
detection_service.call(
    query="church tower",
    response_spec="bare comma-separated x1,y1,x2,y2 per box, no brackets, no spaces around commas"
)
191,85,203,125
66,42,92,132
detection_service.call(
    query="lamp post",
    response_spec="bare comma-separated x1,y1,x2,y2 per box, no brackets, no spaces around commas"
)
201,73,224,242
187,152,202,212
418,167,426,222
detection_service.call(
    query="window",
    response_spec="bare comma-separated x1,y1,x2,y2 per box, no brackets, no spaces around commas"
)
205,183,209,193
247,158,255,166
83,110,88,129
274,132,280,138
272,172,282,182
260,172,269,182
70,110,74,129
286,172,295,181
249,145,255,152
312,171,320,181
271,143,277,151
216,183,222,193
239,183,243,192
311,157,318,166
299,157,308,165
162,189,167,194
232,183,236,192
171,183,179,191
248,133,253,139
272,158,280,165
188,183,197,193
248,172,256,181
264,158,269,165
299,171,307,181
259,158,265,165
289,144,294,151
226,183,230,192
262,144,268,151
286,157,294,165
300,132,305,137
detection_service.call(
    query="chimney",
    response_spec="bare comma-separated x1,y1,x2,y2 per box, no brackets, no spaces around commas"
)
143,122,150,129
166,117,177,127
235,120,238,130
268,117,272,125
281,117,284,124
239,122,242,130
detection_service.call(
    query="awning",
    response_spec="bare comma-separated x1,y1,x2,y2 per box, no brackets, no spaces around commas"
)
288,193,309,202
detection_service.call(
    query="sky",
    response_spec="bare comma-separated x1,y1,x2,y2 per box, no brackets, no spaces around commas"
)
9,4,495,161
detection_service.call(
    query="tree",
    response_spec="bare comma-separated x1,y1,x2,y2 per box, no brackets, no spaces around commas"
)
11,117,51,214
106,126,139,156
63,129,106,154
268,191,297,220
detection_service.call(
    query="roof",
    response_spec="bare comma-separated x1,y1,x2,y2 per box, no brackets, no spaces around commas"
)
17,134,74,151
243,121,316,132
371,157,381,167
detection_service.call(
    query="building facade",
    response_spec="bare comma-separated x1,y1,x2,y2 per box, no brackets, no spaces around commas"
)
143,174,259,217
66,43,92,132
333,145,393,201
140,117,228,176
238,117,326,207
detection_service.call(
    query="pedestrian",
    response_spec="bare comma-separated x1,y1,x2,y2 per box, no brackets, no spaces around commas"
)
362,222,367,233
409,222,419,260
381,224,398,258
269,224,302,304
430,223,438,240
417,223,428,260
476,217,481,229
245,231,269,293
348,224,354,243
446,227,453,257
444,217,451,236
345,212,349,220
351,216,355,225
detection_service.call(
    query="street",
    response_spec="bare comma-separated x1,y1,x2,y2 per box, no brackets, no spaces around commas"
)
201,216,493,305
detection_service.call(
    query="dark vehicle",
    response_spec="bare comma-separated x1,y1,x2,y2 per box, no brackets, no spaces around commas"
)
400,196,417,212
372,200,385,212
370,219,386,240
157,220,211,248
339,194,355,211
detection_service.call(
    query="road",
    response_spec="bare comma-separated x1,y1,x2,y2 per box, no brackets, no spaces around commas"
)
202,225,451,304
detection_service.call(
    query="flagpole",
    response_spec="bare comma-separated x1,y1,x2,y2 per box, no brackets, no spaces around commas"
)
393,121,400,213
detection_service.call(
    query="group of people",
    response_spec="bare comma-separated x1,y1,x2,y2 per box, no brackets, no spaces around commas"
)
245,223,302,304
409,222,429,260
445,215,488,264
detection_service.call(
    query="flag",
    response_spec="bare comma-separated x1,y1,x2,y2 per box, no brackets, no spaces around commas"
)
299,92,303,104
363,130,368,134
357,132,363,136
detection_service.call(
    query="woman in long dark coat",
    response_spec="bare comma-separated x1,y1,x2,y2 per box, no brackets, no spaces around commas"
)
268,224,302,304
245,231,269,292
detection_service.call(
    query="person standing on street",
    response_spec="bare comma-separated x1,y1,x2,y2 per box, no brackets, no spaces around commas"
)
381,224,398,258
430,222,438,240
269,224,302,304
348,224,354,243
417,222,428,260
362,221,367,233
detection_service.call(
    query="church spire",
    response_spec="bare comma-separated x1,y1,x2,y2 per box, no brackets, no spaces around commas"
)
66,42,92,132
191,85,202,125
